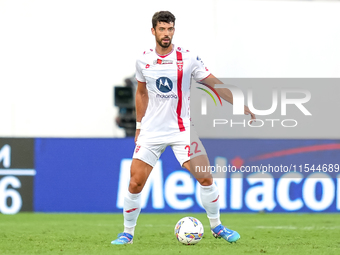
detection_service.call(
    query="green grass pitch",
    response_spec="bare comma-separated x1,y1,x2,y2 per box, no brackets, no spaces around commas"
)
1,213,340,254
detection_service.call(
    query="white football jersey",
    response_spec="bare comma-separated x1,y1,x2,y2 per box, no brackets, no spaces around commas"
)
135,45,210,142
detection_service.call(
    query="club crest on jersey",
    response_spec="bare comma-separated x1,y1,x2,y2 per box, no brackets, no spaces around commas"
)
177,60,183,71
153,59,173,65
156,77,173,93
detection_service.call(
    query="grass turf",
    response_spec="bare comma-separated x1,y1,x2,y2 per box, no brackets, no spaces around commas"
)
0,213,340,254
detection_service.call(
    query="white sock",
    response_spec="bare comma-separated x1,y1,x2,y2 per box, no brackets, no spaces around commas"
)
124,226,135,236
209,218,221,229
123,191,142,236
200,183,221,228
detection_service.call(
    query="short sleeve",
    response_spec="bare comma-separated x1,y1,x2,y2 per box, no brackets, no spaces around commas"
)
135,59,146,82
191,55,211,81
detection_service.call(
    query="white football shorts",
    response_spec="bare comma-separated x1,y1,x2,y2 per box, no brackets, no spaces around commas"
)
132,130,206,167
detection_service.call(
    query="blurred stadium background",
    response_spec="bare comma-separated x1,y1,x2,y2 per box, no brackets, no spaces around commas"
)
1,0,340,218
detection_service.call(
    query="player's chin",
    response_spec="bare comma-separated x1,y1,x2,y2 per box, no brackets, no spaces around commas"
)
160,42,171,48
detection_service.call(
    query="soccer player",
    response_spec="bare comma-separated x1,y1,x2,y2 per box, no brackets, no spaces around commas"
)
112,11,255,245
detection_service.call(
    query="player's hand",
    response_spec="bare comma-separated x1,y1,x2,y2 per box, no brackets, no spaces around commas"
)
134,129,141,144
244,105,256,124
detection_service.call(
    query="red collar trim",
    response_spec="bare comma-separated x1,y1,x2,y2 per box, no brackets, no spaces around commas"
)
156,46,174,58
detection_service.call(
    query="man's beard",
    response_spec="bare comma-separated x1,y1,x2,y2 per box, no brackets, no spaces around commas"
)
157,37,172,49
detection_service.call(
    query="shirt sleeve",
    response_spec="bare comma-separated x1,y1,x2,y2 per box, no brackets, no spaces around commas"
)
191,54,211,81
135,58,146,82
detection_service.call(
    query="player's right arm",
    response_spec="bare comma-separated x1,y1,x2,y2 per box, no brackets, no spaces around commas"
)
134,81,148,143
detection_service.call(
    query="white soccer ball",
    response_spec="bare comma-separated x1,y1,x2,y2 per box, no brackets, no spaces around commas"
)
174,216,204,245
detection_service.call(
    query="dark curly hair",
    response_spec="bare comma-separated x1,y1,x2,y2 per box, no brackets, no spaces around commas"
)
152,11,176,29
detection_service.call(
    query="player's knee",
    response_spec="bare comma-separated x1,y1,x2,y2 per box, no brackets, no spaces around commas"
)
198,178,213,186
129,180,145,193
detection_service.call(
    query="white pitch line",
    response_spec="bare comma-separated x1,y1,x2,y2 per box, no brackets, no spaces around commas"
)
142,224,174,227
0,169,36,176
256,226,297,229
255,226,340,230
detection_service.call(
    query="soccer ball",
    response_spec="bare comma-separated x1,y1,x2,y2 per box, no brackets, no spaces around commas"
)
174,216,204,245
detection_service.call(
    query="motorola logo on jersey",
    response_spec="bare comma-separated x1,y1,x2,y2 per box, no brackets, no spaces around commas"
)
156,94,178,99
156,77,173,93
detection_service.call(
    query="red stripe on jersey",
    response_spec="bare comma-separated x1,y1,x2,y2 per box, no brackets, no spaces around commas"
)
176,51,185,132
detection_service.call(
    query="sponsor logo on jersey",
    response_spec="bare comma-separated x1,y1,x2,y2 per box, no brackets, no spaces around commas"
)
156,77,173,93
154,59,173,65
156,94,178,99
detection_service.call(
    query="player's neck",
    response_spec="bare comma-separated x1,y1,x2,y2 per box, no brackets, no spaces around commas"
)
155,44,173,57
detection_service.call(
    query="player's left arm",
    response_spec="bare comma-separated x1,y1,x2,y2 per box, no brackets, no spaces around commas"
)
201,74,256,122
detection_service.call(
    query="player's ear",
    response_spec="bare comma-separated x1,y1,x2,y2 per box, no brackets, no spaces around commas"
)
151,27,155,36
